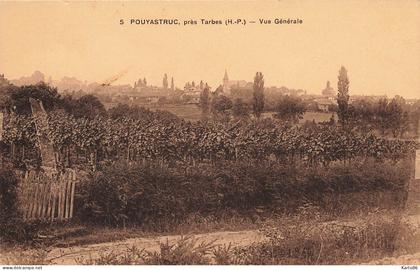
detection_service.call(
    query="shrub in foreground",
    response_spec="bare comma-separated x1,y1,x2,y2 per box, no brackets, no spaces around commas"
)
76,158,410,227
0,168,25,241
0,168,46,243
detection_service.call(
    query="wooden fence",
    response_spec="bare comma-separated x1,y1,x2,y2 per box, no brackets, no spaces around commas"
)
19,168,78,221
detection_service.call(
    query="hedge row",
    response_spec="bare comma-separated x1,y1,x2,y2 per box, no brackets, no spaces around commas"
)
75,158,411,227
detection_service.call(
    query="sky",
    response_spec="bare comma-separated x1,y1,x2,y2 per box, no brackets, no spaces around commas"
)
0,1,419,98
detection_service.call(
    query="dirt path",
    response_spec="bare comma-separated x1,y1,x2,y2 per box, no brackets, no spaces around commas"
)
368,252,420,265
1,230,267,265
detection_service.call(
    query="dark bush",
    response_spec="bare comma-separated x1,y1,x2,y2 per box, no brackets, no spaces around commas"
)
0,168,20,223
0,168,29,241
0,168,45,243
75,158,410,227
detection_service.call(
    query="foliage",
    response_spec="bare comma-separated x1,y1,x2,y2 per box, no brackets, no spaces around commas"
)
63,94,107,119
349,99,375,133
199,85,210,115
354,96,411,137
7,83,63,115
252,72,265,118
79,236,215,265
145,236,215,264
337,66,350,125
76,159,410,227
78,213,417,265
0,168,43,242
0,168,20,224
232,98,250,119
2,110,417,169
273,95,306,123
163,73,168,89
211,95,232,114
235,214,404,264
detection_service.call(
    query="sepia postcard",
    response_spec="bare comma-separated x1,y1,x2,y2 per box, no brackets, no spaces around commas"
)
0,0,419,268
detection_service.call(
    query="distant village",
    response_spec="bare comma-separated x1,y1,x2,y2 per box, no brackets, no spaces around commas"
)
2,70,417,114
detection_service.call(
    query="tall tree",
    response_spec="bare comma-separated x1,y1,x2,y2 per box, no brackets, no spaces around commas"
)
143,78,147,85
337,66,350,125
170,77,175,91
252,72,265,118
163,74,168,89
387,96,406,137
375,97,389,135
199,84,210,116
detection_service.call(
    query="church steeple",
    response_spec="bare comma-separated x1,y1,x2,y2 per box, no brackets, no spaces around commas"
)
223,69,229,81
223,69,229,92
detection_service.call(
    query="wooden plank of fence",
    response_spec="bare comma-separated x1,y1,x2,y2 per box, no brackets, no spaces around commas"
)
25,180,32,220
19,169,78,221
41,182,49,219
69,181,76,218
37,181,43,219
21,177,29,219
57,181,62,220
24,180,31,219
29,183,38,219
60,181,65,220
38,182,43,219
64,181,68,220
51,183,57,222
36,183,43,218
42,182,48,219
62,181,67,220
63,181,68,219
65,180,70,219
35,182,41,219
46,182,52,219
57,182,61,220
61,181,66,220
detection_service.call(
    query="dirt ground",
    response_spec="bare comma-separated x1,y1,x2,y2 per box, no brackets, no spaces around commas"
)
0,229,266,264
2,213,420,265
367,252,420,265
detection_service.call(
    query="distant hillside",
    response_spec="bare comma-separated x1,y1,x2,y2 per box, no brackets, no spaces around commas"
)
10,71,45,86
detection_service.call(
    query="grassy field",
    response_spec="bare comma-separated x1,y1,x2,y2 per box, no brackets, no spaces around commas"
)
105,102,335,123
299,111,336,124
142,104,203,122
104,102,203,121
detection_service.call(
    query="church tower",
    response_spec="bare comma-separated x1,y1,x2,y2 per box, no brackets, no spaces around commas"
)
322,80,335,98
223,69,229,93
